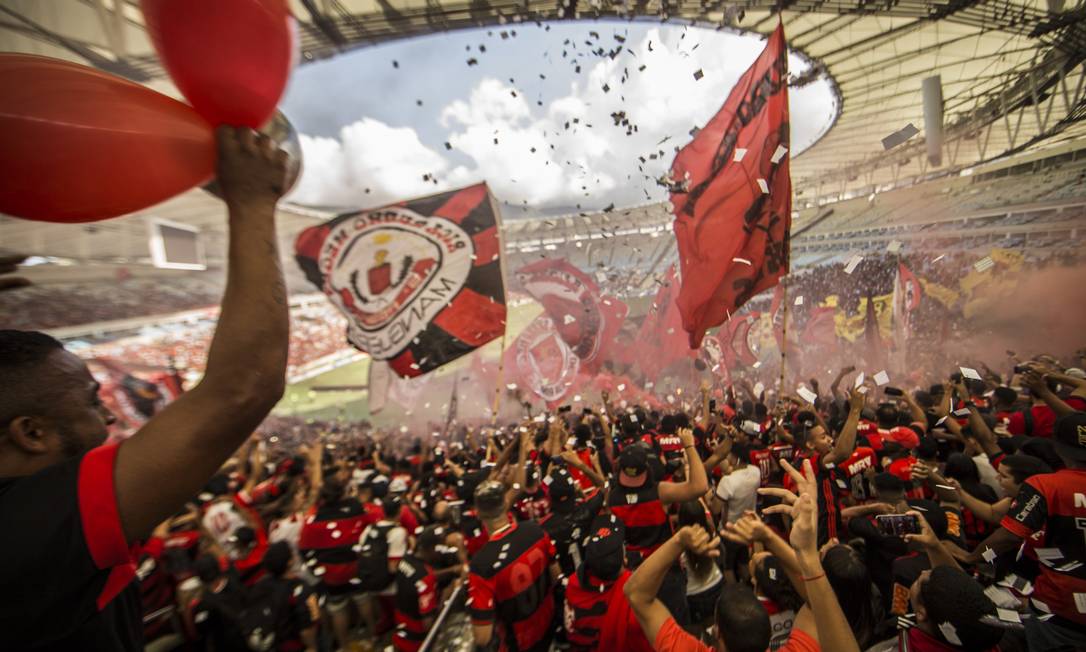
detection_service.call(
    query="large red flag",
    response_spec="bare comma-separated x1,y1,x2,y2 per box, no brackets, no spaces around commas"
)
636,265,694,379
515,259,628,372
670,24,792,348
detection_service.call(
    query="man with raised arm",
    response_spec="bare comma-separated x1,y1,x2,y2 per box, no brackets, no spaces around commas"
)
0,126,291,651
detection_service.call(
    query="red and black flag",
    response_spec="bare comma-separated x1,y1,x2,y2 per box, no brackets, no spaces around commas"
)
670,24,792,349
514,259,628,372
295,183,506,378
636,264,694,379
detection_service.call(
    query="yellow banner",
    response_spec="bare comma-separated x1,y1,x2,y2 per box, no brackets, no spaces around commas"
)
833,293,893,342
919,278,960,309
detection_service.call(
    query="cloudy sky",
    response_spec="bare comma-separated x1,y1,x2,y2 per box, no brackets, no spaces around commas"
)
280,20,837,217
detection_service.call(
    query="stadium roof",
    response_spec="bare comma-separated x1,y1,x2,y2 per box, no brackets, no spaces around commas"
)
1,0,1084,268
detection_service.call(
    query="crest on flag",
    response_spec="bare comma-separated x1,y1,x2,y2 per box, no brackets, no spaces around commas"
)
509,315,581,405
515,259,628,371
295,184,506,378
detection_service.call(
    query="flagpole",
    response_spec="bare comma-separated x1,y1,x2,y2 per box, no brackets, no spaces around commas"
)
778,277,789,400
490,330,508,425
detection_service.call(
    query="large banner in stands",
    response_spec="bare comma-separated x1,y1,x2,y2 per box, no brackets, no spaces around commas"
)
514,258,628,372
295,183,507,378
505,314,581,407
636,264,694,379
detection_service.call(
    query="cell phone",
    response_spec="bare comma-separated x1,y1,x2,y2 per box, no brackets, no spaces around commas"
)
876,514,920,537
1013,364,1030,374
558,405,573,413
709,399,717,412
884,386,904,397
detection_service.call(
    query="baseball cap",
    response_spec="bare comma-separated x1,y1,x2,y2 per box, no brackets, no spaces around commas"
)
389,477,409,494
618,444,650,488
886,426,920,449
1053,412,1086,463
583,514,626,581
546,466,577,502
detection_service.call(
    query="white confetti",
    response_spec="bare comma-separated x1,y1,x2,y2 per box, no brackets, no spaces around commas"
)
960,366,982,381
733,148,747,162
873,370,890,386
886,240,902,253
938,622,962,646
844,254,863,275
732,257,752,266
793,295,804,306
974,256,995,272
770,144,788,164
796,386,818,404
756,178,769,194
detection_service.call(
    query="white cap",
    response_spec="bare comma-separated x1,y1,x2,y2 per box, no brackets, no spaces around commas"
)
389,477,409,493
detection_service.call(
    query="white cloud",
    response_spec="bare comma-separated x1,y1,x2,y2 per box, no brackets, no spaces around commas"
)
288,27,835,213
287,118,456,207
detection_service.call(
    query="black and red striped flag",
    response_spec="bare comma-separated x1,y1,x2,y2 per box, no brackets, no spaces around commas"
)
294,183,506,378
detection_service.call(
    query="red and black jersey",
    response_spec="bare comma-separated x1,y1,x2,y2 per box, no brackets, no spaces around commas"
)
857,419,883,452
393,555,438,652
298,499,368,594
563,569,653,652
460,508,489,558
0,443,143,651
1008,398,1086,438
749,446,775,487
655,432,684,458
608,481,672,564
468,520,556,652
784,453,841,547
514,487,551,522
231,533,269,587
136,537,178,641
567,448,596,490
839,446,877,502
1001,469,1086,625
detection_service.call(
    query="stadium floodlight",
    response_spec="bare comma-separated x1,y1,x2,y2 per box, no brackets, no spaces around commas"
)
147,217,206,271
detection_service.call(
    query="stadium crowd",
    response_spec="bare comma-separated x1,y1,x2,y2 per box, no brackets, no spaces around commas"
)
10,341,1086,652
77,303,351,381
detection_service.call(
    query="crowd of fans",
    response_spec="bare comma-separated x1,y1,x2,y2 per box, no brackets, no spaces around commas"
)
106,348,1086,652
0,277,225,330
76,303,351,381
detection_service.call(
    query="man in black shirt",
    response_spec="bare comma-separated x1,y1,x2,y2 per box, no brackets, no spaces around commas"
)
539,464,606,576
0,127,291,651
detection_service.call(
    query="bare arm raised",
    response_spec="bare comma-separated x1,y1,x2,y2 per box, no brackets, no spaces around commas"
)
114,127,291,542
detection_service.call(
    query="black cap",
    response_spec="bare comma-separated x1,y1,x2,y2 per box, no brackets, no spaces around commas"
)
1054,412,1086,463
618,443,649,472
618,443,650,487
546,466,577,502
584,514,626,558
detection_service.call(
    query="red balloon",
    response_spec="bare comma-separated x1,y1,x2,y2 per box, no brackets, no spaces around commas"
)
141,0,297,128
0,54,215,224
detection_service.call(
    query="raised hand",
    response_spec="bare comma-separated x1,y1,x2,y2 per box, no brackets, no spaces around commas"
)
721,510,768,546
677,525,722,557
